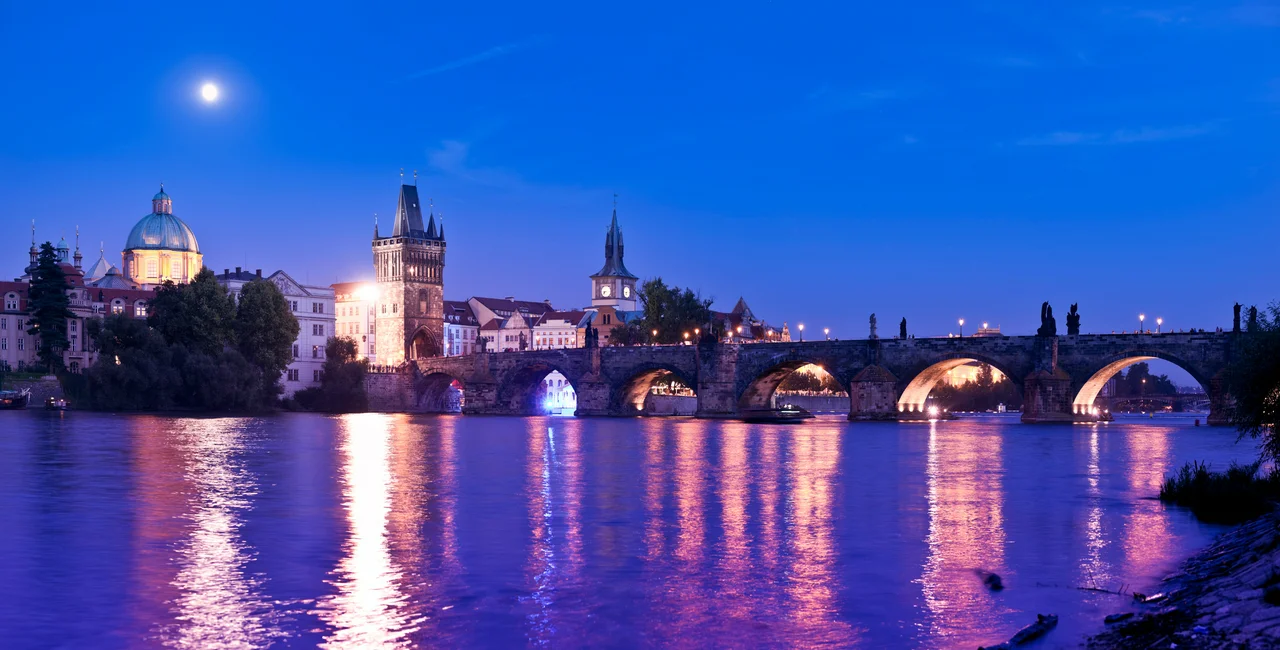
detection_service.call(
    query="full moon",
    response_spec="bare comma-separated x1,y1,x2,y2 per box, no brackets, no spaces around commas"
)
200,82,219,103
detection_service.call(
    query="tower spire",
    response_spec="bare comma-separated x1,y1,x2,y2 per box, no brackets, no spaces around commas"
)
374,213,379,239
413,169,418,186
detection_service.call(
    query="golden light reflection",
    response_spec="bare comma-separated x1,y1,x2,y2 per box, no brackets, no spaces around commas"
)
316,413,416,648
1121,425,1173,577
643,418,668,562
918,421,1012,643
785,424,857,644
163,418,280,648
715,423,751,622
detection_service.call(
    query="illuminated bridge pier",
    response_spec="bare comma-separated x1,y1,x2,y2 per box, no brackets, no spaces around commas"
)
366,331,1237,425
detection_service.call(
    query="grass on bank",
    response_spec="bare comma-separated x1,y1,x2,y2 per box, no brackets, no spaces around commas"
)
1160,461,1280,524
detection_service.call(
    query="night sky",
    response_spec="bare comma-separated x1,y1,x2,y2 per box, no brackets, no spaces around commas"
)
2,1,1277,343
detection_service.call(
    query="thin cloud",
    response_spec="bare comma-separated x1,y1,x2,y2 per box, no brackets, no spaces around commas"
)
407,36,547,79
1017,123,1218,146
806,85,910,114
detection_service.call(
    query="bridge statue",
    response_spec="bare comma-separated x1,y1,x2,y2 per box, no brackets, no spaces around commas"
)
1249,306,1259,333
1066,303,1080,336
899,317,907,340
869,313,878,340
1234,303,1242,333
519,332,528,351
1037,302,1057,337
477,336,488,353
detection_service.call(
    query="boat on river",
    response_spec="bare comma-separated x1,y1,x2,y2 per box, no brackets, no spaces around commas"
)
45,396,68,411
0,388,31,410
740,404,815,424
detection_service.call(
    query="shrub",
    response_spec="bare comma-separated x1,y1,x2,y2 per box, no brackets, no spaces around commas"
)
1160,461,1280,524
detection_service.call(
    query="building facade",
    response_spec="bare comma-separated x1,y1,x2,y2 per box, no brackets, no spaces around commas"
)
373,184,445,366
333,281,377,362
122,187,203,288
215,268,335,397
533,310,589,350
442,300,479,356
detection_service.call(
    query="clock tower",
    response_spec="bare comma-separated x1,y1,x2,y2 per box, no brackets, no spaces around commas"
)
589,205,638,311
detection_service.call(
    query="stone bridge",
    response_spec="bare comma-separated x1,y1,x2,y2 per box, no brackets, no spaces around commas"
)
365,331,1238,424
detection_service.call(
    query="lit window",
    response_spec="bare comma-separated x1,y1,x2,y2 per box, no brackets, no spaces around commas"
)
171,260,181,279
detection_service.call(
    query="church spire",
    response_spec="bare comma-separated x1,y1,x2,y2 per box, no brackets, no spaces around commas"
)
73,225,82,269
425,198,437,239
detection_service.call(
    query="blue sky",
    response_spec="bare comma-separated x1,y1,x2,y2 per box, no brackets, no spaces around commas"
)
2,1,1277,346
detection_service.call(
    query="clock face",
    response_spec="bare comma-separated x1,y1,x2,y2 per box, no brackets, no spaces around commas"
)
623,285,631,298
601,284,611,297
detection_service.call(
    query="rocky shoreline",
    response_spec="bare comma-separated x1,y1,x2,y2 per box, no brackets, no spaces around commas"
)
1087,511,1280,649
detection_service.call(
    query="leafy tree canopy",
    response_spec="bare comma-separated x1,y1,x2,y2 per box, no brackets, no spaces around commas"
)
235,279,300,400
1226,303,1280,459
147,268,237,354
633,277,714,345
297,336,368,412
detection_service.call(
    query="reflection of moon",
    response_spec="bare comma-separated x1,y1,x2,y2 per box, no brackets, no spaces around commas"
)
200,82,219,103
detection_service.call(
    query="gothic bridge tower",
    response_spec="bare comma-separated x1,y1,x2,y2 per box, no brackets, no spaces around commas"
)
373,181,445,365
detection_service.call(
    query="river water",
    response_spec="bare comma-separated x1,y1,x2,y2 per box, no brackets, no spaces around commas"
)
0,412,1254,648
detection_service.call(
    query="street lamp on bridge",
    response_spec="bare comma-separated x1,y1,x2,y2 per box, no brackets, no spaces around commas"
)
652,329,657,345
798,323,805,342
1139,313,1145,333
958,318,965,338
1157,317,1163,334
824,327,830,340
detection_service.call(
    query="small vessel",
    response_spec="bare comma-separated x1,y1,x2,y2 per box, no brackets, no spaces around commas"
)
0,388,31,410
740,404,815,424
45,396,68,411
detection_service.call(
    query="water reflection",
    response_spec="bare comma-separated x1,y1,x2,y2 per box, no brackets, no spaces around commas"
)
522,418,586,645
785,424,856,644
1080,425,1115,587
918,420,1011,644
1122,425,1174,578
315,413,417,648
150,418,279,648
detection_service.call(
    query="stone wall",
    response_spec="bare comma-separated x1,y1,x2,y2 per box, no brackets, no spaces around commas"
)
5,376,63,404
365,372,420,412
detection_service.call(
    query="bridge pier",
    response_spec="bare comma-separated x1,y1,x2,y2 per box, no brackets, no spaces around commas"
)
848,365,899,421
1021,369,1078,423
1206,377,1231,426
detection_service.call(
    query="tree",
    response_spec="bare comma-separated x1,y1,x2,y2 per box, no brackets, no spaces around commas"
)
75,314,180,409
25,242,74,372
148,268,237,354
1225,303,1280,460
608,322,647,346
308,336,367,412
234,279,300,402
634,277,713,345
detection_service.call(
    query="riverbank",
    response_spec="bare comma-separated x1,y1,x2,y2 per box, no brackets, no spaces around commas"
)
1088,510,1280,648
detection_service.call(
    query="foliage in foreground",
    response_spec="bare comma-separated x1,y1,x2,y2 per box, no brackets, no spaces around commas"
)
1159,461,1280,524
292,337,367,413
26,242,74,372
1225,303,1280,460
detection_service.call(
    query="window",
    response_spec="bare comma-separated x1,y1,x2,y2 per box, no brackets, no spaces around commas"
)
290,301,298,311
287,369,299,381
69,361,79,374
312,324,324,337
171,260,182,278
135,302,147,317
313,370,321,382
312,345,319,359
70,321,77,333
1,339,6,351
292,344,299,358
392,304,397,314
312,302,324,314
17,338,24,351
3,295,15,310
3,318,9,330
146,259,158,278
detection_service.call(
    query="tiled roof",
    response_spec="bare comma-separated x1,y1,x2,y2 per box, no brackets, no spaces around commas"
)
444,300,478,326
472,296,554,315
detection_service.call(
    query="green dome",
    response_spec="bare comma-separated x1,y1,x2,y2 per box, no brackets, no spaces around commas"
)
125,213,200,253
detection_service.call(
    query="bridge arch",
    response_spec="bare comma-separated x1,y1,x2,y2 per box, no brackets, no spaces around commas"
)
496,360,581,416
1072,350,1213,416
896,354,1023,414
409,326,440,360
610,363,698,415
416,371,465,413
738,354,847,411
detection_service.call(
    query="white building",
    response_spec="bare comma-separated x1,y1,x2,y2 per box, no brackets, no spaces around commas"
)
443,300,479,356
333,281,377,362
541,370,576,413
215,268,335,398
469,297,554,352
533,310,589,350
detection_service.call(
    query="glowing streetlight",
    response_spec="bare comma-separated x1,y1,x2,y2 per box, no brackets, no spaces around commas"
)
683,332,690,345
798,323,805,342
651,329,658,345
958,318,965,338
1139,313,1145,333
824,327,830,340
982,322,989,329
1156,317,1163,333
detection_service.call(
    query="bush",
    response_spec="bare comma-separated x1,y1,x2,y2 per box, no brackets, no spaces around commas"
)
1160,461,1280,524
